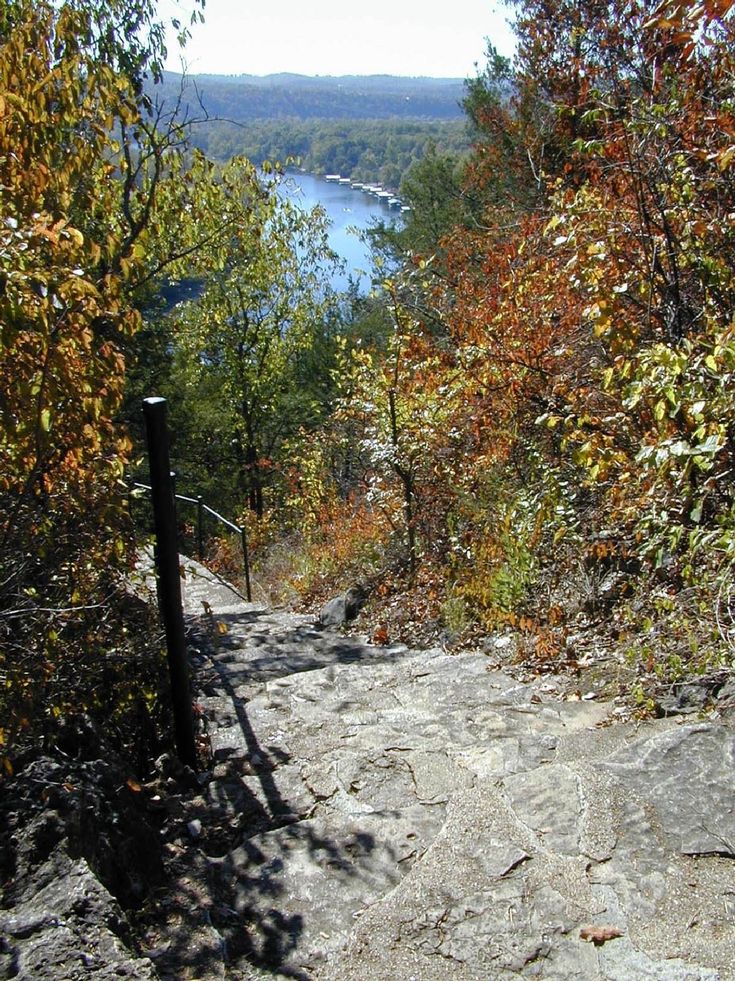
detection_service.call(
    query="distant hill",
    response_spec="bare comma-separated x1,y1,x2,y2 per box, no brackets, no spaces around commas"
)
150,72,471,189
156,71,466,121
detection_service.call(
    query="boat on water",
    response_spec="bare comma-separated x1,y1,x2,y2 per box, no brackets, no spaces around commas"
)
312,173,404,213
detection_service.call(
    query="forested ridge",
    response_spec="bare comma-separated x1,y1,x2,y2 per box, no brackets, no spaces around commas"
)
2,0,735,780
153,70,471,188
155,70,467,120
190,117,469,192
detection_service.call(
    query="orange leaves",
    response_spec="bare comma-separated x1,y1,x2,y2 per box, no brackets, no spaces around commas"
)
645,0,735,50
282,0,735,663
443,216,573,460
0,2,143,512
371,625,390,645
0,3,154,761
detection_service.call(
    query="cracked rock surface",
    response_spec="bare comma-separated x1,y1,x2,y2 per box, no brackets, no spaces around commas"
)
138,558,735,981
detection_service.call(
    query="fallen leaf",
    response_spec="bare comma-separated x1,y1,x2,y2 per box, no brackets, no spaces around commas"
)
126,777,142,793
372,625,389,645
580,925,623,946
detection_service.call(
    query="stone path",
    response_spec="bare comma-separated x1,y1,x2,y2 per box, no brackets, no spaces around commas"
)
156,558,735,980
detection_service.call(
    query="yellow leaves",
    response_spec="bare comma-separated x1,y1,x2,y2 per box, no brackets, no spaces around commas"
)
653,399,668,422
716,145,735,172
0,2,163,766
65,226,84,248
27,217,84,259
553,526,567,545
585,299,612,336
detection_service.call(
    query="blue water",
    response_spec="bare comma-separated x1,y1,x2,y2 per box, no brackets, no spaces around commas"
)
280,171,399,292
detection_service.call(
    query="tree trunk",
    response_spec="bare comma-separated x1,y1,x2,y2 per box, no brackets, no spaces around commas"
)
245,436,263,518
389,388,417,578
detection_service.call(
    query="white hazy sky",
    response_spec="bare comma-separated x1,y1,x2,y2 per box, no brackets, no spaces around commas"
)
158,0,516,78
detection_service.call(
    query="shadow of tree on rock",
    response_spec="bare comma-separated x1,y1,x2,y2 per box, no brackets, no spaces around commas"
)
189,608,414,686
146,608,397,979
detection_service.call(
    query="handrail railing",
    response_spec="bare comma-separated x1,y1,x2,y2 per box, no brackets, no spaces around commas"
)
131,481,252,602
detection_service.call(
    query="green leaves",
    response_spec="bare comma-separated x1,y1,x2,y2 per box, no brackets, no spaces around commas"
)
150,162,344,517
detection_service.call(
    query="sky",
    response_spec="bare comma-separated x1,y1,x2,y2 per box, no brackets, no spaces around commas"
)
157,0,517,78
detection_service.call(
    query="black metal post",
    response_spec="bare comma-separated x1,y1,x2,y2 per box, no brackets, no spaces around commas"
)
142,397,197,769
126,484,135,551
197,496,204,561
241,526,252,602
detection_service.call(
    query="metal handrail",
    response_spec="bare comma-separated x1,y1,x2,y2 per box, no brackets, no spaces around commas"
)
131,481,252,602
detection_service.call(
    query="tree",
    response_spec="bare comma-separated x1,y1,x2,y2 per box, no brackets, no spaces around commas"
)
0,0,202,764
368,145,469,269
162,161,344,517
462,42,544,215
291,0,735,665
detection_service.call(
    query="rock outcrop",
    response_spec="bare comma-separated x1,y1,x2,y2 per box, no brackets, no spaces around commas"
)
0,753,162,979
7,557,733,980
318,586,367,627
160,558,735,980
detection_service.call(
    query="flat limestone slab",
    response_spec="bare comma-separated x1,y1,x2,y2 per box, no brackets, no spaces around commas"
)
177,558,735,980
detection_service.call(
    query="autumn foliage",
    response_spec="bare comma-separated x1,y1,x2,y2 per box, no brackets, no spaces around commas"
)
0,1,185,766
293,0,735,677
3,0,735,762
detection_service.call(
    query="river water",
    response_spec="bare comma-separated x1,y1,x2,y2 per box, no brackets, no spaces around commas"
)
280,171,400,292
